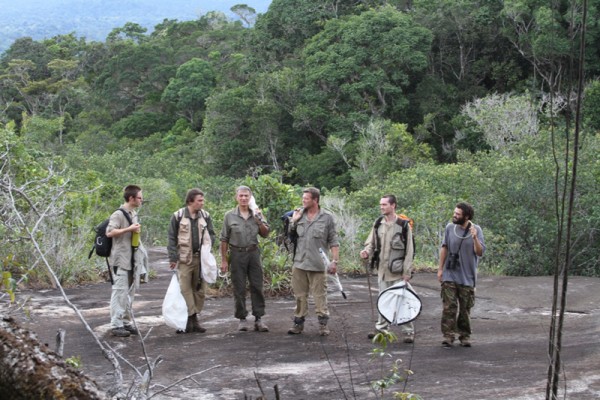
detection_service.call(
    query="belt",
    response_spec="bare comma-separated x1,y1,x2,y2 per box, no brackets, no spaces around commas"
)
230,244,258,252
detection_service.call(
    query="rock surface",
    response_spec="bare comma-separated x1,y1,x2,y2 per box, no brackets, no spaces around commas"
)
13,247,600,399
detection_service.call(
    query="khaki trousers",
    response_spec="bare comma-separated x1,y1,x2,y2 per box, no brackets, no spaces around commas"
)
291,267,329,319
110,266,135,328
178,254,207,316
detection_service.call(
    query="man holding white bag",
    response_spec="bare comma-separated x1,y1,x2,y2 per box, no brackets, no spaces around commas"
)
167,188,216,334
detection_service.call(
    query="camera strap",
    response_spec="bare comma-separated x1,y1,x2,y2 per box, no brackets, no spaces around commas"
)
455,222,472,253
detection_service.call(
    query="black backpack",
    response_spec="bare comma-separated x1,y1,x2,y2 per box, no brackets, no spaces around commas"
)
281,210,299,258
88,209,132,283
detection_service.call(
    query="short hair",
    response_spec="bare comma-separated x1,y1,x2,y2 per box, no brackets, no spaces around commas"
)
456,202,475,221
185,188,205,204
382,194,397,208
123,185,142,202
236,185,252,195
303,187,320,203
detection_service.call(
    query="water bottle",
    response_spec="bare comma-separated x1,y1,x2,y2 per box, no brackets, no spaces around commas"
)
132,228,140,248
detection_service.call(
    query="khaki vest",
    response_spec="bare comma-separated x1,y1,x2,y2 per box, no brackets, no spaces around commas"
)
175,208,211,265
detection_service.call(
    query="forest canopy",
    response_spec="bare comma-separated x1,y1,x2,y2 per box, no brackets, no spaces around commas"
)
1,0,599,289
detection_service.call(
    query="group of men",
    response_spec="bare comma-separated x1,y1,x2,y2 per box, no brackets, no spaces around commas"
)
106,185,486,348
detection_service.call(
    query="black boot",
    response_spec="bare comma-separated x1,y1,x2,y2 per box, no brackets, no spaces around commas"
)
191,313,206,333
184,315,194,333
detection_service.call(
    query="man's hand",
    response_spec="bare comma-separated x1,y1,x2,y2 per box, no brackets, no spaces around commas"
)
469,224,478,239
130,223,141,233
254,208,264,224
291,208,303,223
327,261,337,274
169,261,177,270
220,260,228,274
359,250,369,259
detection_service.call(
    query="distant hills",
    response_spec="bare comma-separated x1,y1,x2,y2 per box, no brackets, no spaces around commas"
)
0,0,271,54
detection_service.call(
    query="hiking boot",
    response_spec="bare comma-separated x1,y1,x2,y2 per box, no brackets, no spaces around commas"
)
459,337,471,347
191,314,206,333
288,317,305,335
254,319,269,332
238,319,249,331
442,336,455,348
123,324,139,335
185,316,194,333
403,333,415,344
317,316,329,336
111,327,131,337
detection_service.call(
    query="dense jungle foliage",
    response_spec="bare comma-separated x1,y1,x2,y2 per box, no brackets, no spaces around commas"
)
1,0,599,291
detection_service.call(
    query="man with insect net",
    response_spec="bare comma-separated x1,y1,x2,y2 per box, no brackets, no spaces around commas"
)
360,194,415,343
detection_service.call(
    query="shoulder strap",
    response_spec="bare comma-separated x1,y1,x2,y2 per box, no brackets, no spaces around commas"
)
370,216,385,269
175,207,185,223
373,216,385,250
118,208,133,226
397,218,409,247
456,222,472,252
373,215,384,231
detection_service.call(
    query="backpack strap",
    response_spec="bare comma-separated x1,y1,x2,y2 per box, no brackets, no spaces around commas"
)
370,216,384,269
397,218,409,251
118,208,133,226
175,207,185,223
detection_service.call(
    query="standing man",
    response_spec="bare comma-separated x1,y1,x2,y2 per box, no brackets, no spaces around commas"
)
438,202,485,348
168,188,216,334
360,195,415,343
106,185,143,337
220,186,270,332
287,187,339,336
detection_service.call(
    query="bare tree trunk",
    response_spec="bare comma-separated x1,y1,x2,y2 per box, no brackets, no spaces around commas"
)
0,315,107,399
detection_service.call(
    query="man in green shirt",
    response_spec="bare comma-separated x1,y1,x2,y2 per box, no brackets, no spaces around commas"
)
287,187,340,336
220,186,270,332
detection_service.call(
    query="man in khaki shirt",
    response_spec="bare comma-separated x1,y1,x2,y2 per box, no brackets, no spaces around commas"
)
106,185,142,337
287,187,339,336
360,194,415,343
167,188,216,334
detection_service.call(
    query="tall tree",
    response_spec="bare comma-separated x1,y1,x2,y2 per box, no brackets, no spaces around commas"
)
161,58,216,129
295,6,432,142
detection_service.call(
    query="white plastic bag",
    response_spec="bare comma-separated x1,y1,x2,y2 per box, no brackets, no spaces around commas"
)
201,244,217,284
162,273,188,331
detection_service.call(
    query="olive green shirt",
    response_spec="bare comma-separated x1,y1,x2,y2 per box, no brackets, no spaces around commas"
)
220,207,269,247
291,209,339,272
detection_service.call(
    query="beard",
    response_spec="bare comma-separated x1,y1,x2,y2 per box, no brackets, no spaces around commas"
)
453,215,466,225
